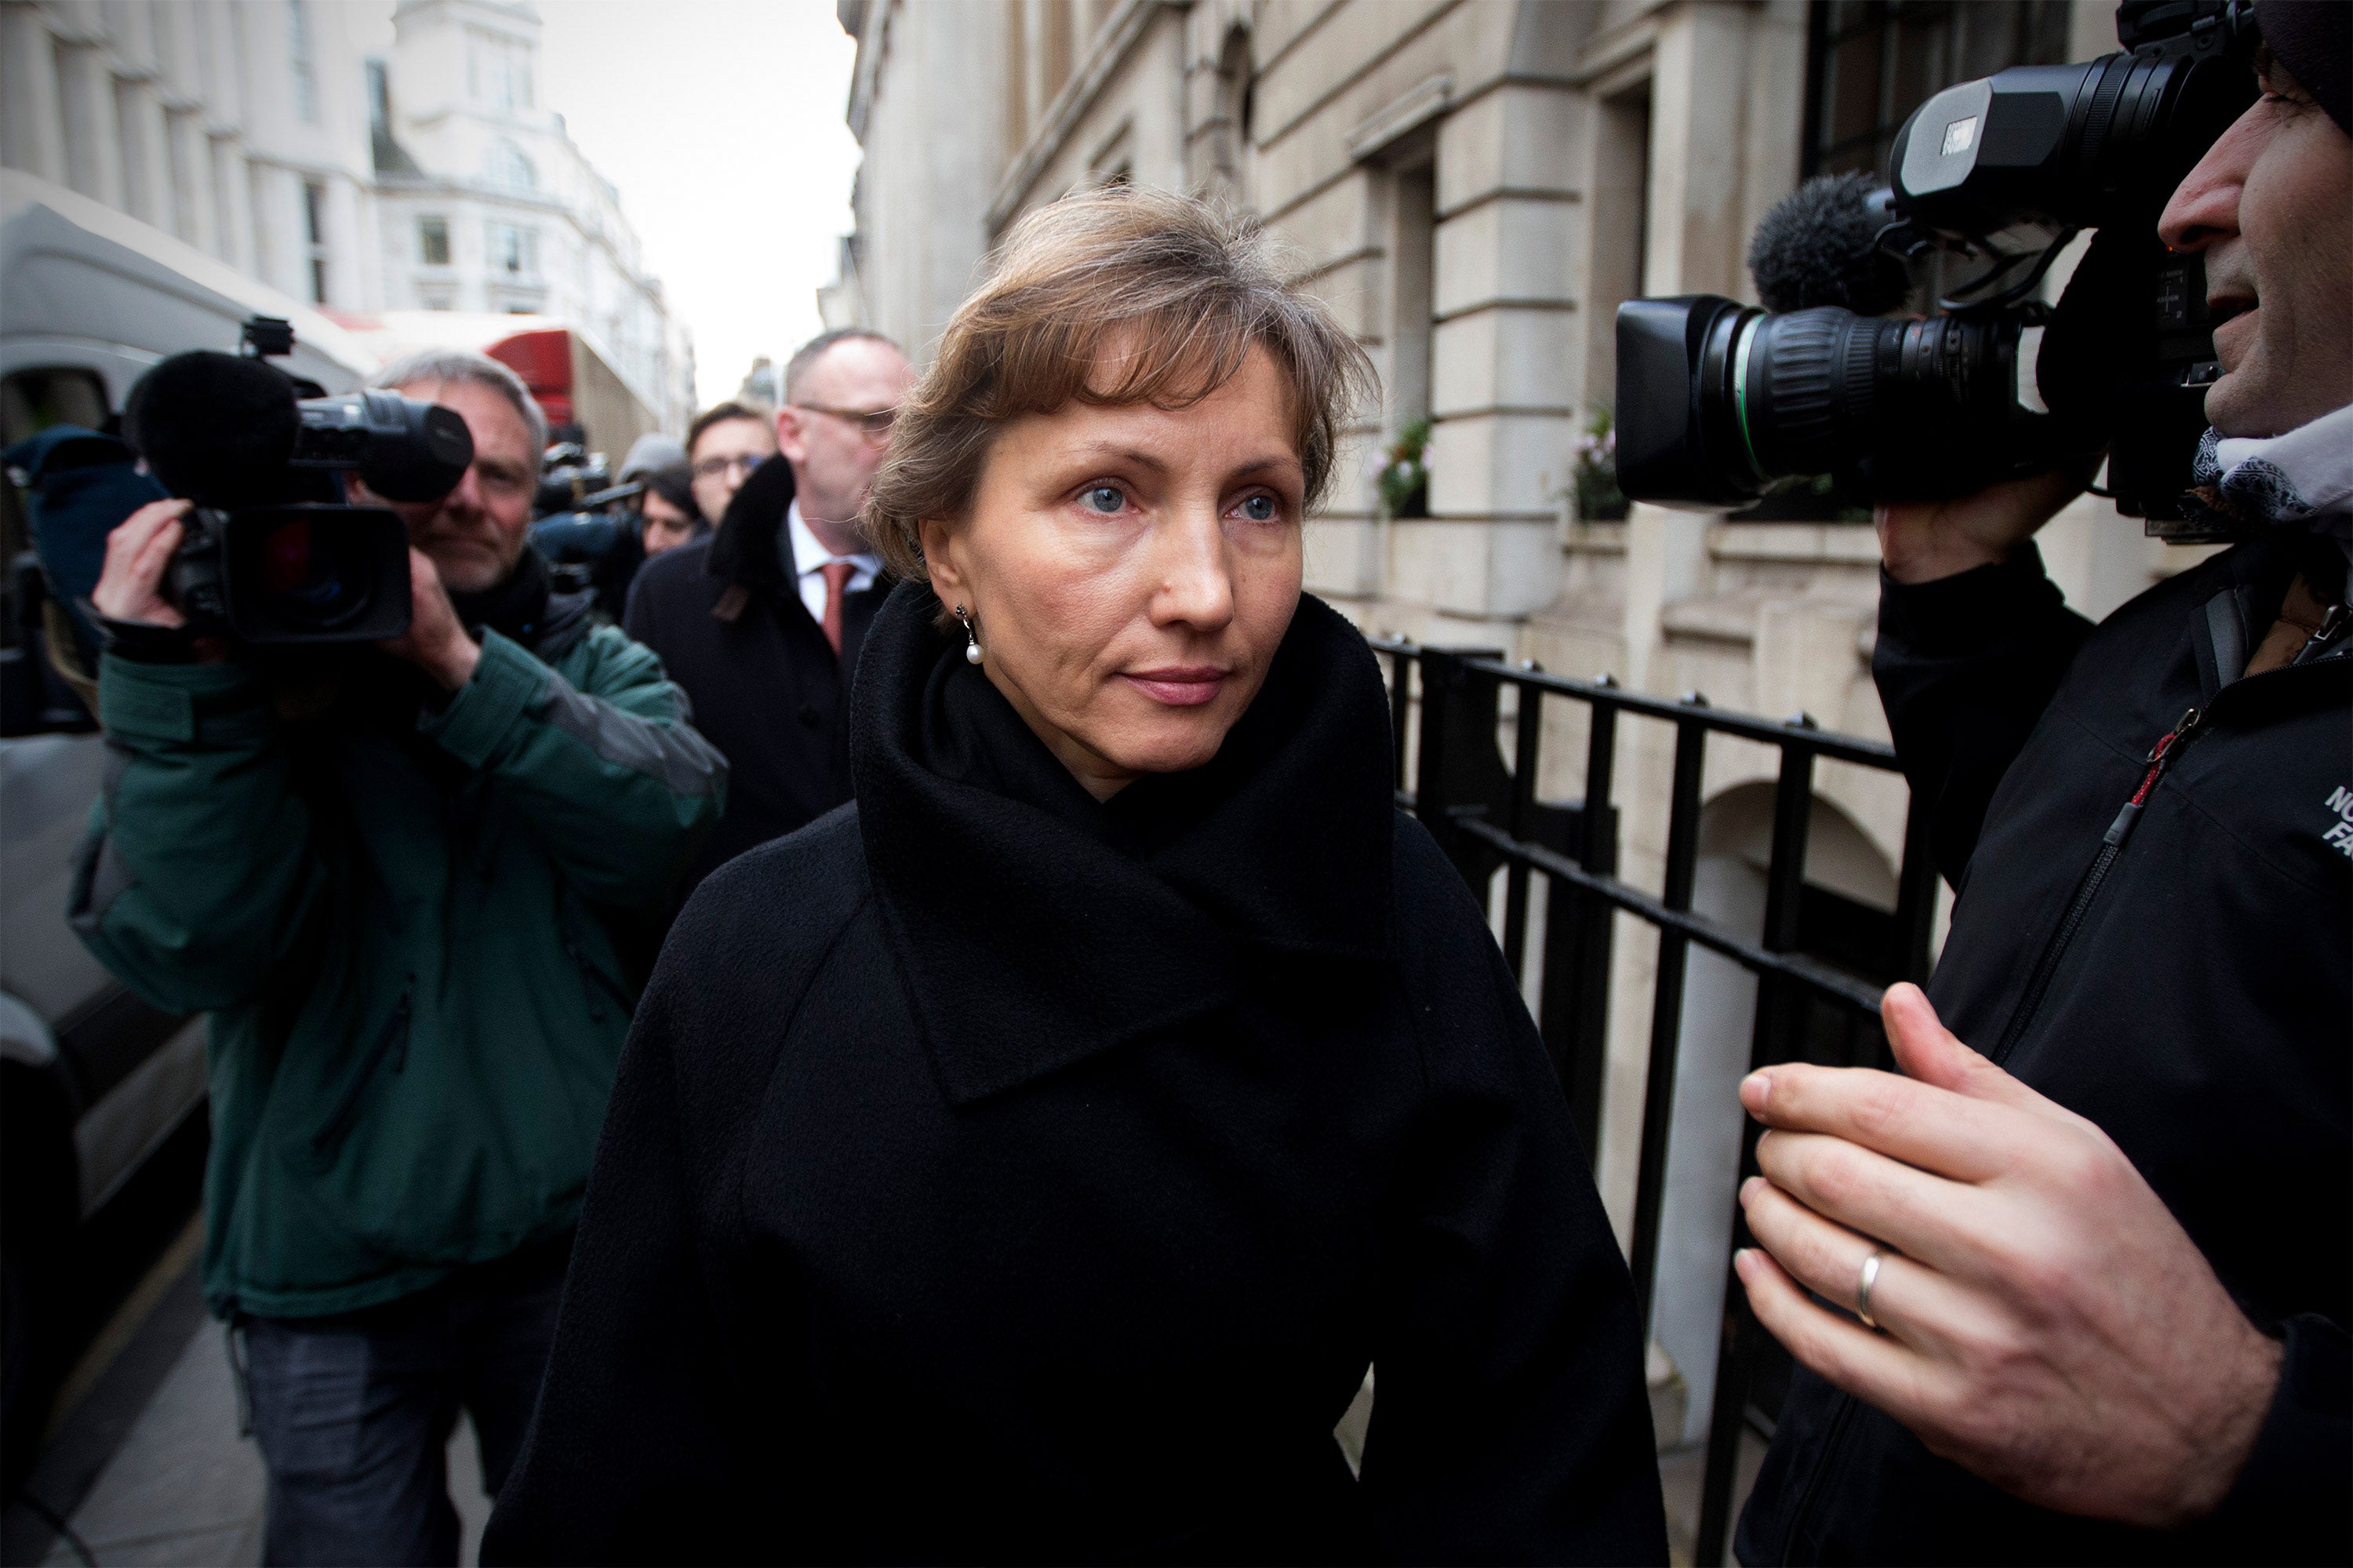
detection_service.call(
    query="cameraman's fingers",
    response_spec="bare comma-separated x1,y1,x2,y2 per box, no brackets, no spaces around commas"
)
127,515,187,584
1740,1176,1978,1350
1735,1245,1947,1432
94,504,191,621
102,499,191,571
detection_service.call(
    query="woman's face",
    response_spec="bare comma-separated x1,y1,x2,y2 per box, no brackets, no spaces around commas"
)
921,346,1306,800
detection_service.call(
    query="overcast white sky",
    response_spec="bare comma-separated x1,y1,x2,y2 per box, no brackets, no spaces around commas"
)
535,1,863,408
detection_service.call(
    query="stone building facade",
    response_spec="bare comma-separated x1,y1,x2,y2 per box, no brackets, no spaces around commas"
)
367,0,690,426
0,0,691,429
830,0,2220,1460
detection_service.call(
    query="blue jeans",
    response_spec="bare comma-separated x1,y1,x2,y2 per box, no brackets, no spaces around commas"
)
232,1235,570,1567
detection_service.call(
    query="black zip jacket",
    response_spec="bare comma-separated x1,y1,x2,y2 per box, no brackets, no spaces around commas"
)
621,455,889,893
1737,534,2351,1564
483,585,1667,1564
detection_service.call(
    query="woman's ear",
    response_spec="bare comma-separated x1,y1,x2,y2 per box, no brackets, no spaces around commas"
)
918,518,962,601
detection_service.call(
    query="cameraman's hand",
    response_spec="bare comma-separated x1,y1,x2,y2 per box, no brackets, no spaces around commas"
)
93,500,232,664
1875,465,2092,584
93,500,193,626
1735,984,2282,1527
377,548,482,691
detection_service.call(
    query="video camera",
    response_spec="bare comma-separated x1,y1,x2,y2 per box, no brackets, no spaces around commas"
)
1616,0,2259,537
535,442,640,519
529,440,649,607
123,317,474,643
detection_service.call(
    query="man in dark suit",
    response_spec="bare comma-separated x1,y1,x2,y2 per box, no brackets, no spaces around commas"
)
625,329,914,891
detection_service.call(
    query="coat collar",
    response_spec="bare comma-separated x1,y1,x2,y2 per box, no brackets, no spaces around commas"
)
849,583,1396,1104
704,454,796,609
2189,532,2351,697
702,457,893,633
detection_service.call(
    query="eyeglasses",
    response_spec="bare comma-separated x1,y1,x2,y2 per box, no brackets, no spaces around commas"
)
794,402,900,443
690,453,766,481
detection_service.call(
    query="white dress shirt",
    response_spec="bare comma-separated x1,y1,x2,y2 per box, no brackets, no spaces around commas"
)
785,500,883,625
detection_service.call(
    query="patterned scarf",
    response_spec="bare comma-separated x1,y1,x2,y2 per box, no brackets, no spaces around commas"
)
2182,404,2353,569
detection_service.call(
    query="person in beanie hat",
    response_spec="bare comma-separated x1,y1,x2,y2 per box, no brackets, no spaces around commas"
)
2254,0,2350,140
1732,5,2350,1562
616,432,689,487
635,462,704,557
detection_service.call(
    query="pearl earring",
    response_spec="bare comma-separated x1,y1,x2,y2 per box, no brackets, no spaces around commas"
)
955,604,983,664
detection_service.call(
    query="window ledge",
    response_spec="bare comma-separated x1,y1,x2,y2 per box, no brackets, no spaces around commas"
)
1707,522,1881,566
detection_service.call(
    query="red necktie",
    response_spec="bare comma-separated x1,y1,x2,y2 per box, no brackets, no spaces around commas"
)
820,560,854,655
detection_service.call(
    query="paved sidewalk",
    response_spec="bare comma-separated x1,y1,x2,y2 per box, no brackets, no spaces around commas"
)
19,1222,1743,1567
23,1242,491,1568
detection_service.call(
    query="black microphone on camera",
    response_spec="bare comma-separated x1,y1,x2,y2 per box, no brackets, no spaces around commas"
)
123,351,318,507
1745,173,1913,315
124,350,472,508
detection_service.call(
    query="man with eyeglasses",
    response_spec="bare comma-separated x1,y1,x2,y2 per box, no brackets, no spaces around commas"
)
682,399,778,525
626,329,915,897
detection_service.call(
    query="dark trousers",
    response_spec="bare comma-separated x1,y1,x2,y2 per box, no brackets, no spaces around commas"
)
232,1235,570,1568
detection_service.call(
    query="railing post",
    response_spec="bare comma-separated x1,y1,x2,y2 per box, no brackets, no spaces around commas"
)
1384,646,1414,795
1694,722,1818,1566
1376,642,1928,1566
1891,788,1940,991
1538,691,1620,1166
1627,698,1710,1333
1500,671,1544,981
1411,646,1510,890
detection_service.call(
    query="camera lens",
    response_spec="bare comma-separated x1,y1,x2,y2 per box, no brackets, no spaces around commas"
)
1734,307,2019,490
1614,296,2079,506
245,512,377,630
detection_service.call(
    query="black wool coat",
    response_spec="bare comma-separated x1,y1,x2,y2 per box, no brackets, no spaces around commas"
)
621,455,890,893
484,585,1667,1566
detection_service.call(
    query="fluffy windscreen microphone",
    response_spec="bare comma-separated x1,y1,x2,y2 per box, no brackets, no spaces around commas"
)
1747,173,1913,315
122,351,303,507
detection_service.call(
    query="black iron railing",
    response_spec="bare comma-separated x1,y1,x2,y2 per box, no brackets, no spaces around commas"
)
1372,637,1939,1566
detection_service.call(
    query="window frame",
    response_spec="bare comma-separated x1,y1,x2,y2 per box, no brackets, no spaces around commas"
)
286,0,318,124
488,220,536,278
302,180,329,304
1801,0,2074,180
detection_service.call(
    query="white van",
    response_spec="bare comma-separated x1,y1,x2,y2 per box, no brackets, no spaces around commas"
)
0,169,377,1479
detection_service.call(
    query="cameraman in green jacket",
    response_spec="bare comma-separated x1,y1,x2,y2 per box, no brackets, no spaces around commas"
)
71,349,726,1566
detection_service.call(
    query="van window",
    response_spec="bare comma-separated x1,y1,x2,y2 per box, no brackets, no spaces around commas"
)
1,369,111,447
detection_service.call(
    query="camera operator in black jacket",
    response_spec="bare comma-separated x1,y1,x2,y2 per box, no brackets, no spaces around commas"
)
1732,7,2350,1563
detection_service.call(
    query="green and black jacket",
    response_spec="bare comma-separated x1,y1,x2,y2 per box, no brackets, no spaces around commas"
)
71,585,726,1320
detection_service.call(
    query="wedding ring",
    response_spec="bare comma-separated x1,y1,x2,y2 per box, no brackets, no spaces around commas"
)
1857,1249,1886,1330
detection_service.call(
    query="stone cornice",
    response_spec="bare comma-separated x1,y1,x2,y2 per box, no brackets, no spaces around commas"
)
845,0,888,143
1566,9,1666,87
1345,71,1452,162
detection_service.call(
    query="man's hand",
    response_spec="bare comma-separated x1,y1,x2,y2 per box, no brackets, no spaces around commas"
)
1876,466,2092,584
1734,982,2282,1528
376,548,481,691
92,499,194,626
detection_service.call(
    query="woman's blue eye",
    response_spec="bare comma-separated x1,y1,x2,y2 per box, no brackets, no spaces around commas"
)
1239,493,1278,522
1082,485,1125,514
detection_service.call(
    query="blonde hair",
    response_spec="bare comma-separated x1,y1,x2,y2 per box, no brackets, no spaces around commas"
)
862,187,1373,587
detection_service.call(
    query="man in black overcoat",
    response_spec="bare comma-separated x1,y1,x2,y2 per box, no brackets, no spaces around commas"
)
624,330,915,892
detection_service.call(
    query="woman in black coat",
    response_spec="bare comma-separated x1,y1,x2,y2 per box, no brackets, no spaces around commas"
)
485,189,1666,1566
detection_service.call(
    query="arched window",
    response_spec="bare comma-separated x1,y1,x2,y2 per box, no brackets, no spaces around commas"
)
489,139,535,191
